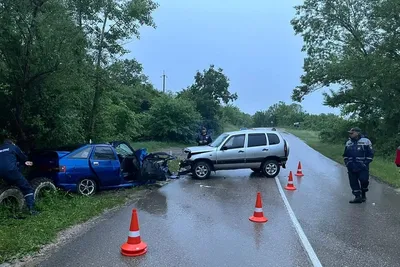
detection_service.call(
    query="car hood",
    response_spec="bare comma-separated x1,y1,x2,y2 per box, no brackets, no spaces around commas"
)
184,146,216,154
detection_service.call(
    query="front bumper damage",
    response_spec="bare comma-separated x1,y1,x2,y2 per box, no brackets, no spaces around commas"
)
178,159,193,176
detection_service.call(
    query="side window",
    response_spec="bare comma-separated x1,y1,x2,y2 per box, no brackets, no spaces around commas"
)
248,133,267,147
267,133,280,145
68,147,92,159
93,146,117,160
223,134,245,149
115,143,134,156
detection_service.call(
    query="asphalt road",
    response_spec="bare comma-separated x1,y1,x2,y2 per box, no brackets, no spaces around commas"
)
35,131,400,267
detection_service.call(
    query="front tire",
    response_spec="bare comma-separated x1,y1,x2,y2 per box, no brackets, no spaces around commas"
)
262,160,280,178
192,161,211,180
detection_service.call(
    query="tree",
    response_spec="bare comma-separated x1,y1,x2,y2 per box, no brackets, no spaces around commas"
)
67,0,159,139
0,0,88,149
291,0,400,155
144,94,202,143
178,65,238,132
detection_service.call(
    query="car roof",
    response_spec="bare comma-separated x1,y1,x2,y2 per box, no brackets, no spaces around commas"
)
224,128,281,135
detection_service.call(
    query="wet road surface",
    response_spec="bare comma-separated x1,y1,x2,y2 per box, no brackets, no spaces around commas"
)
36,131,400,267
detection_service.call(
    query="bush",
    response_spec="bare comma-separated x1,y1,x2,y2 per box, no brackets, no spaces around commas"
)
144,94,202,143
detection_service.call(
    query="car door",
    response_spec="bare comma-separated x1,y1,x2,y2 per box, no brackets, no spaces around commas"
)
90,146,121,187
245,133,269,168
215,134,246,170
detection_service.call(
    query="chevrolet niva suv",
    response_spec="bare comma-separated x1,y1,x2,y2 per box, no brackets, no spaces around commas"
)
179,128,290,180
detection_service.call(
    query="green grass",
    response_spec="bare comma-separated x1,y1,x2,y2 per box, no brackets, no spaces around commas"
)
284,128,400,188
0,141,186,264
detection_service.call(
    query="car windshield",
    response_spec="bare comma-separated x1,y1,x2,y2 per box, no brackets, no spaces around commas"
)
209,133,229,147
115,143,134,156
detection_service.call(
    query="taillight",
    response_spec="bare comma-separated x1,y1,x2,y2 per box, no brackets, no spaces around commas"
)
59,165,66,172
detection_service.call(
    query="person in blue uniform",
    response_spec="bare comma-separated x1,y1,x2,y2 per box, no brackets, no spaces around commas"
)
343,127,374,204
0,139,38,215
196,127,212,146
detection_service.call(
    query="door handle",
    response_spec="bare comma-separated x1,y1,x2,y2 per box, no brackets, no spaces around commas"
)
93,162,99,166
238,150,244,153
262,148,268,151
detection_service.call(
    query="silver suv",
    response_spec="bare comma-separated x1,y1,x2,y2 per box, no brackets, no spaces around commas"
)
179,128,290,179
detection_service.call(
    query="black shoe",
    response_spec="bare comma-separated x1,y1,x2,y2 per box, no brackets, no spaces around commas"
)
349,196,363,204
361,192,367,202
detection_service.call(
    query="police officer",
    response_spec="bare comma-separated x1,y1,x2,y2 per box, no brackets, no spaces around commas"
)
196,127,212,146
0,139,38,215
343,127,374,204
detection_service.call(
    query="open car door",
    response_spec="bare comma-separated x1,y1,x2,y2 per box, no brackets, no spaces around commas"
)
110,141,140,181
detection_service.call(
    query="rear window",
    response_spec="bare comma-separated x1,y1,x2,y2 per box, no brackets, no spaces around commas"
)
68,147,92,159
248,133,267,147
267,133,280,145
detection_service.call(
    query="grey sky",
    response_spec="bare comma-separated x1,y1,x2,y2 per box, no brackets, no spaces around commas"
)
126,0,340,116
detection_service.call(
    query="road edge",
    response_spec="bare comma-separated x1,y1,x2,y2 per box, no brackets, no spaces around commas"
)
274,177,323,267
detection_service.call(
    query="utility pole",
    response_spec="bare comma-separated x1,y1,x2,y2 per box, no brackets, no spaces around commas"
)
161,70,167,93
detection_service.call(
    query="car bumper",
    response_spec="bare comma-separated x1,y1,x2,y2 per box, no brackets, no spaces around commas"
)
178,160,193,175
280,158,288,168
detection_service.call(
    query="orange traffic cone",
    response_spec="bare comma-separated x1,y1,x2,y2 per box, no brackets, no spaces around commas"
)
295,161,304,177
120,209,148,257
249,192,268,223
284,171,297,191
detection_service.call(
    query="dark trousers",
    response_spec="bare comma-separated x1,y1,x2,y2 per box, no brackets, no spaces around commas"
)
348,169,369,197
1,170,35,208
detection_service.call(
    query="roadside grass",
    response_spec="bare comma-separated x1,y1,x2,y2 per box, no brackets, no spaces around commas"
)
0,141,186,264
284,128,400,188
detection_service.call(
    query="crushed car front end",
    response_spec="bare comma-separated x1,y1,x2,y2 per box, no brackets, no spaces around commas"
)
178,146,216,175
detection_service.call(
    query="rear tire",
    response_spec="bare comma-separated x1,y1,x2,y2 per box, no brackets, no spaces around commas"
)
0,185,25,211
192,161,211,180
30,177,57,200
261,160,280,178
77,178,97,196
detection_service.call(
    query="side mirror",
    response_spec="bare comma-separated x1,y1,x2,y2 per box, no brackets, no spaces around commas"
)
221,146,228,151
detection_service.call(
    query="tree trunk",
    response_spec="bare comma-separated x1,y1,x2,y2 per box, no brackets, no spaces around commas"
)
87,8,109,140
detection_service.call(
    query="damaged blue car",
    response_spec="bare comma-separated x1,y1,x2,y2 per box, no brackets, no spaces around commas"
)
27,141,176,196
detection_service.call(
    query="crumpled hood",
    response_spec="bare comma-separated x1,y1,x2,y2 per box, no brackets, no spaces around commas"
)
184,146,215,154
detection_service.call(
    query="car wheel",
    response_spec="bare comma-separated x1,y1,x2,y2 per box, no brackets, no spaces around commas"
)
77,178,97,196
30,177,57,200
262,160,280,178
193,161,211,180
0,185,25,212
251,168,261,172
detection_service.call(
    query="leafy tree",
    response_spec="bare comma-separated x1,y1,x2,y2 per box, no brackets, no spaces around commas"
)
66,0,159,139
178,65,238,132
221,105,253,128
290,0,400,155
0,0,88,149
143,94,202,143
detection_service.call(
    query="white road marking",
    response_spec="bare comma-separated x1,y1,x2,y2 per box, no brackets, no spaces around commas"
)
275,177,323,267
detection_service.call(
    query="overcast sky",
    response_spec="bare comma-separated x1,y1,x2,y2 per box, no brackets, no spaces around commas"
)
125,0,340,115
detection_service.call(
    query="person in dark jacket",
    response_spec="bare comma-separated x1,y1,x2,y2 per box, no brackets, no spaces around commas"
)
0,139,38,215
196,127,212,146
343,127,374,204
